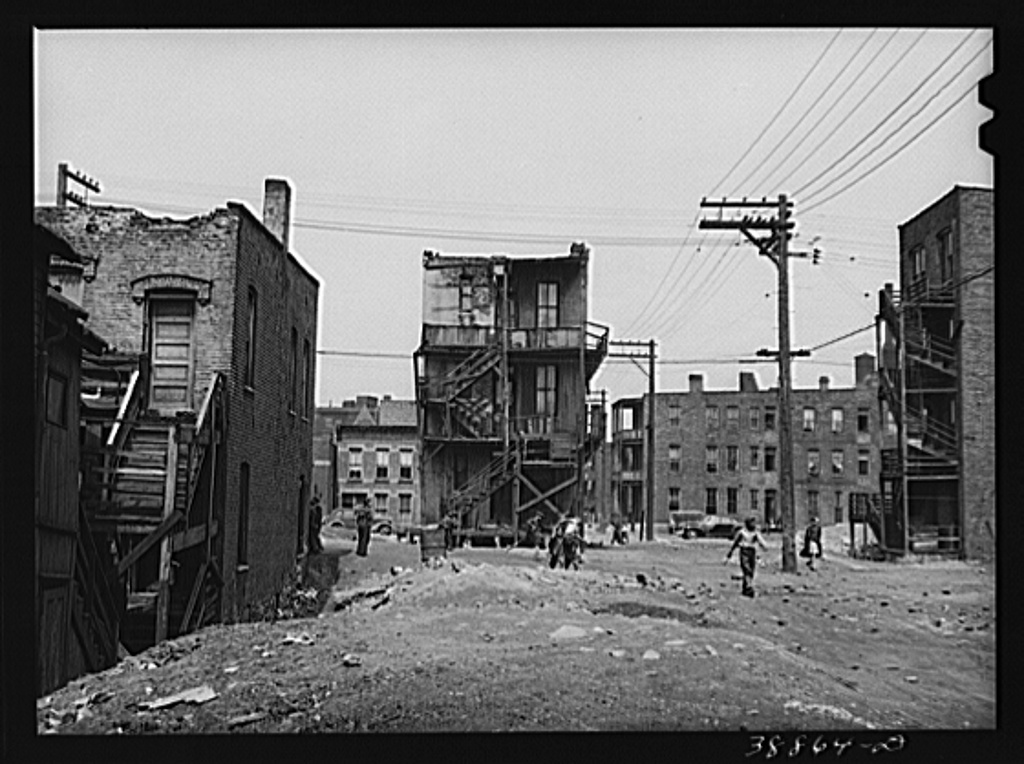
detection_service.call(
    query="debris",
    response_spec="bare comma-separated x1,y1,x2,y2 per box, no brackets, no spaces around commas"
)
664,639,688,647
342,653,362,667
636,573,648,587
579,647,595,653
227,711,268,729
223,665,240,674
138,684,218,711
281,632,315,646
609,649,626,658
481,633,494,642
705,645,719,658
549,625,589,640
905,676,919,684
642,650,661,661
390,566,404,576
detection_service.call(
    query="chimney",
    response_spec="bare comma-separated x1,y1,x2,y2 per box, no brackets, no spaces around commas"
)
262,178,292,251
819,376,830,391
855,353,876,387
739,372,759,393
688,374,704,394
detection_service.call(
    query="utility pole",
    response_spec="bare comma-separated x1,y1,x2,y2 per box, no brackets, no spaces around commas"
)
699,194,814,573
57,163,101,207
606,339,656,541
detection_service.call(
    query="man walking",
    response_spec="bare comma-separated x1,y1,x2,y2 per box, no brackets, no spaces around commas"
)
725,516,769,597
801,515,823,571
355,499,373,557
307,493,324,554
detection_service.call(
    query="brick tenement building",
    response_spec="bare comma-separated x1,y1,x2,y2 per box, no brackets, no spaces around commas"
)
876,186,994,560
611,355,881,530
324,396,421,531
35,179,319,640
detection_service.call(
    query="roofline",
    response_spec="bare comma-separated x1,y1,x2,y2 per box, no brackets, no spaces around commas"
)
35,223,83,264
898,185,994,230
226,201,321,289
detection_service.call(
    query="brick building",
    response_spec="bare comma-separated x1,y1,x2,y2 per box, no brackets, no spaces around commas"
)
414,244,608,540
611,355,881,530
35,179,319,646
321,396,421,532
876,186,994,559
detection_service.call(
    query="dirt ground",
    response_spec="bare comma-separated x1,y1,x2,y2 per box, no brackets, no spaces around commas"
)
36,523,995,740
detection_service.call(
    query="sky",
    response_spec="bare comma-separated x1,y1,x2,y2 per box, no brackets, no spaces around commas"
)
34,28,993,407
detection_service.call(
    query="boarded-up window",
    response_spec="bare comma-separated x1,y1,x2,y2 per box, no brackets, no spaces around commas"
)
237,463,250,566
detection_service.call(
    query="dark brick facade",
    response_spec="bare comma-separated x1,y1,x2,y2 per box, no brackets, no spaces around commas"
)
612,357,881,530
35,184,319,619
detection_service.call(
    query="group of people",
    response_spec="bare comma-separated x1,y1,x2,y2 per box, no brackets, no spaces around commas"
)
725,515,824,597
305,494,374,558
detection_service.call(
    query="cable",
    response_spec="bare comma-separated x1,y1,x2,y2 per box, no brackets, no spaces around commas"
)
748,29,884,192
801,74,988,215
709,29,844,198
770,29,923,192
792,30,982,200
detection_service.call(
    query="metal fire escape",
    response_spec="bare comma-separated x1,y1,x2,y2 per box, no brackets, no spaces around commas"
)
876,279,960,556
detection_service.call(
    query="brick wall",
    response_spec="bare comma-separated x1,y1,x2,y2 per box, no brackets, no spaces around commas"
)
957,189,995,559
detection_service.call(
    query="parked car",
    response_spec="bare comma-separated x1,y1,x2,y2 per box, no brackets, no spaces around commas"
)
679,514,742,540
372,518,393,535
669,510,706,537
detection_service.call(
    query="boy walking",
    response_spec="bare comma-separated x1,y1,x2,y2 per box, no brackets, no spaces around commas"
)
725,517,769,597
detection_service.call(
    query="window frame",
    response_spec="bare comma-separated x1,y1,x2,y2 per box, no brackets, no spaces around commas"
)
749,445,760,470
375,447,390,480
764,446,777,472
348,447,364,481
765,406,776,431
726,445,739,472
858,450,870,476
705,487,718,515
726,405,739,428
807,448,821,476
831,407,844,434
399,448,414,481
668,443,681,473
705,405,720,429
749,406,760,431
45,370,68,428
705,444,719,473
244,287,257,389
726,486,738,515
831,449,845,476
536,281,560,329
803,407,817,433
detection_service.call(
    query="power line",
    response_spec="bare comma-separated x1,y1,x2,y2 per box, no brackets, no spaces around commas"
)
770,29,929,196
800,74,989,215
748,28,884,192
792,30,983,200
712,29,844,197
729,30,875,195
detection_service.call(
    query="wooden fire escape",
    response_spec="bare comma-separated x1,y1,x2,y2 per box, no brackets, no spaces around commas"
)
80,354,226,652
876,279,960,556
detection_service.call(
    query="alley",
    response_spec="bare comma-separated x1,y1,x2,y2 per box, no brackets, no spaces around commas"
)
37,526,994,735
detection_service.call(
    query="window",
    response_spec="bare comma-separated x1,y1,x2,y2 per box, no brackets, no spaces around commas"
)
617,406,635,432
764,447,777,472
807,448,820,476
669,487,681,512
237,462,250,566
668,404,680,427
885,409,897,436
348,447,363,481
400,449,414,481
858,450,870,476
622,443,643,472
803,407,816,432
46,371,68,427
911,245,926,277
290,327,298,412
726,445,738,472
726,487,738,515
807,490,819,519
705,406,719,429
537,281,559,328
458,274,474,314
341,493,365,510
536,365,557,430
726,406,739,428
749,407,760,431
399,494,412,516
302,339,311,418
749,445,760,470
831,407,844,434
750,489,759,513
669,444,681,473
705,445,719,473
857,408,870,433
244,287,257,387
835,492,844,523
705,487,718,515
831,449,845,476
765,406,776,431
939,228,954,283
374,493,389,515
376,448,390,480
765,490,777,525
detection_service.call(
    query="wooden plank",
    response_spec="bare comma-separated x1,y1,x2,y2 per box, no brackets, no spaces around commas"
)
515,475,577,516
170,521,218,553
116,509,184,575
180,561,208,635
155,428,179,644
69,588,100,673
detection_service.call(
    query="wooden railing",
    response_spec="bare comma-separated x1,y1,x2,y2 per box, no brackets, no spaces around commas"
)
73,502,122,671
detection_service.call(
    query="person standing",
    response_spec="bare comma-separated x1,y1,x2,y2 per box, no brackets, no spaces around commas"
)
307,493,324,554
355,499,373,557
610,513,627,545
801,515,823,570
441,510,457,551
725,517,769,597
